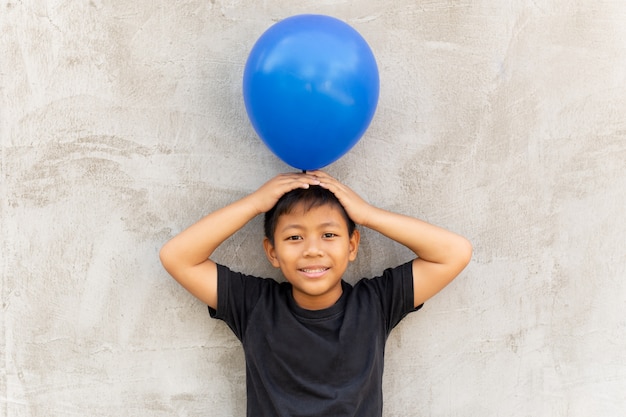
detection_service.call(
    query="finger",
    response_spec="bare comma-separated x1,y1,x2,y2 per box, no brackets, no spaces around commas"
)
277,174,320,189
307,171,339,187
308,170,333,180
275,172,318,183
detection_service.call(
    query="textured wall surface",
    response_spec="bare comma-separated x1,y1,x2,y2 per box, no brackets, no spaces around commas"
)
2,1,625,416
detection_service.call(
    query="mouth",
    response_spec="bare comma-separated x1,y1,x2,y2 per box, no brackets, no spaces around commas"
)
298,266,330,278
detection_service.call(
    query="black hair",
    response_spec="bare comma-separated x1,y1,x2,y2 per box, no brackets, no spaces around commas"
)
264,185,356,245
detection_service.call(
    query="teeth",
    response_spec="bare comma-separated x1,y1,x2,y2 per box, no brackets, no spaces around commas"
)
302,268,327,273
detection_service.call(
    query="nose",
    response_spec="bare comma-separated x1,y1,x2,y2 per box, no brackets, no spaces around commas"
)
303,238,324,257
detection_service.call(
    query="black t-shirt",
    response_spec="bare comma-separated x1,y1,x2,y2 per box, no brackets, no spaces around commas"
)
209,261,421,417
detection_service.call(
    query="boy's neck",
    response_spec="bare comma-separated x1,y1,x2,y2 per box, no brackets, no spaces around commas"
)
291,286,344,311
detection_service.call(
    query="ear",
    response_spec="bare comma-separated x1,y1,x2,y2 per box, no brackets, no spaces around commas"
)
348,229,360,262
263,237,281,268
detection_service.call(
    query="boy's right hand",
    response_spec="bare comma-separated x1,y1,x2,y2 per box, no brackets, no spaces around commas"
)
248,172,322,214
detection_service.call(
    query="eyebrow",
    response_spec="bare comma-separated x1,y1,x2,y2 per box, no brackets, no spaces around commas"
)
279,221,343,233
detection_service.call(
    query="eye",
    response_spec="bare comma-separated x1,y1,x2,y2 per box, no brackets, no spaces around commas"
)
322,233,337,239
285,235,303,241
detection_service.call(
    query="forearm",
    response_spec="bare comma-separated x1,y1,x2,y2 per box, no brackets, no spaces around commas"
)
362,206,471,266
161,194,260,269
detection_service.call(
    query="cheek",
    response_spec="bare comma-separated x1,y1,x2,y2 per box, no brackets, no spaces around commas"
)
274,244,299,261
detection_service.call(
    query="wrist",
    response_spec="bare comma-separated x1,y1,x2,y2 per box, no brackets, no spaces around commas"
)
353,204,378,228
241,192,269,217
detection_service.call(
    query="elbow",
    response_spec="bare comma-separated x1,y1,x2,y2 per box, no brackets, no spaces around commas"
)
159,241,176,273
457,237,473,269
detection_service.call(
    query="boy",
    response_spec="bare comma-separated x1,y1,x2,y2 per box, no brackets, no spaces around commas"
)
160,170,472,416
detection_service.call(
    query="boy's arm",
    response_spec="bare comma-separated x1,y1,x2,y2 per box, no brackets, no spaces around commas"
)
159,173,321,309
313,171,472,307
364,207,472,307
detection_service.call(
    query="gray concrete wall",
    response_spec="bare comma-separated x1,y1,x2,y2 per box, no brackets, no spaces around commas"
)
2,1,625,416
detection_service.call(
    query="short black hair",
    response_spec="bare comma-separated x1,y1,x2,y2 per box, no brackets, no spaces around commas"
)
264,185,356,245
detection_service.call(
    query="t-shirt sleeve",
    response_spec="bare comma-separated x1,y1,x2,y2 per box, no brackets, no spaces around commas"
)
208,264,268,341
366,261,422,334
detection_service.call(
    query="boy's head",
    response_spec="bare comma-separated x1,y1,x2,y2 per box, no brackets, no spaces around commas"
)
264,185,356,246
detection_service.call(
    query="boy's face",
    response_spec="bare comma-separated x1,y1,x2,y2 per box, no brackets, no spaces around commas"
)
263,202,360,310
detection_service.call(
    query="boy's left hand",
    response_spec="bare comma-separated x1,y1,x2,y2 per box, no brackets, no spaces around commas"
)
308,170,374,226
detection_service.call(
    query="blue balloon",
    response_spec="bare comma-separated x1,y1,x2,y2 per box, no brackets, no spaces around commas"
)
243,14,379,170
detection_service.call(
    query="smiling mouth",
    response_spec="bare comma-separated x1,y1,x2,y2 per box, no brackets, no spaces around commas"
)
299,267,330,274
